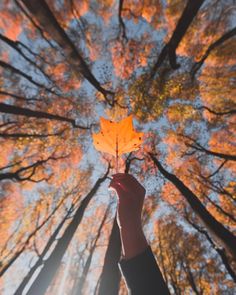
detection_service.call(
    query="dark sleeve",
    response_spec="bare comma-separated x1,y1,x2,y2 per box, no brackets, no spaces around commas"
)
118,246,170,295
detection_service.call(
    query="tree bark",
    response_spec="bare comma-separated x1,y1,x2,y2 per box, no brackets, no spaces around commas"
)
185,215,236,283
151,0,205,76
97,218,121,295
149,153,236,261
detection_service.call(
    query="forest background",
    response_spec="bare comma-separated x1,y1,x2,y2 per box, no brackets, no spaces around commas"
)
0,0,236,294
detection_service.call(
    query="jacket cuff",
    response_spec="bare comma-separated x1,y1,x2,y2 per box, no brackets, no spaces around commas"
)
118,246,169,295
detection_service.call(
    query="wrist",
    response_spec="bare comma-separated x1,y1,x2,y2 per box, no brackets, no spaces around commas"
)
119,223,143,239
117,213,142,229
118,221,143,236
119,223,148,260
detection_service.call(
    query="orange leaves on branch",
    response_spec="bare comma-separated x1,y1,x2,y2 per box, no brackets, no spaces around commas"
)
92,115,144,157
161,182,185,209
0,11,22,41
122,0,162,28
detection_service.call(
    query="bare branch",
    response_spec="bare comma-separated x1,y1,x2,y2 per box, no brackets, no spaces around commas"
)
0,154,68,182
0,121,17,129
0,33,56,84
118,0,128,41
206,160,227,179
202,192,236,223
0,129,66,139
181,134,236,161
196,105,236,116
0,90,40,102
0,103,91,129
14,0,57,49
125,152,144,173
0,60,57,96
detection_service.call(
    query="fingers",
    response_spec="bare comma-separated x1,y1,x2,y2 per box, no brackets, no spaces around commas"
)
109,180,126,198
112,173,139,186
109,178,126,190
112,173,136,180
109,174,145,198
113,174,143,191
111,177,131,192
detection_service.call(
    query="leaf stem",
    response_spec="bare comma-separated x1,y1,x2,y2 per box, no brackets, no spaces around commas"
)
116,133,119,173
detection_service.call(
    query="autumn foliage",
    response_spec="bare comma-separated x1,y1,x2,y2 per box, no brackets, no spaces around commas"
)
0,0,235,294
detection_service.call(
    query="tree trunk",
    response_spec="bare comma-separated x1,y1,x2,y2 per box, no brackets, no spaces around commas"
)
14,204,73,295
185,215,236,283
97,218,121,295
26,167,109,295
151,0,205,76
74,205,111,295
149,154,236,261
0,180,69,276
20,0,114,103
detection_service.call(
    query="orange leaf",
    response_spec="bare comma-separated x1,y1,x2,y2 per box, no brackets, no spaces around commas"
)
93,115,144,156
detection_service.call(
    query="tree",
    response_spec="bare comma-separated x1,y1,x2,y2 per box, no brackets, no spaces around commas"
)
25,166,109,295
151,0,206,75
150,154,236,261
20,0,115,104
153,213,235,294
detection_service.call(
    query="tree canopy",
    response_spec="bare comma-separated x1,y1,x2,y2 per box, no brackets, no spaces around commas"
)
0,0,235,294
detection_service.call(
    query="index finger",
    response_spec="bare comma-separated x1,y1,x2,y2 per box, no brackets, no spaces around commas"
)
112,173,136,180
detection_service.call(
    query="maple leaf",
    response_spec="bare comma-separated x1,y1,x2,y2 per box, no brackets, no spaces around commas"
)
92,115,144,157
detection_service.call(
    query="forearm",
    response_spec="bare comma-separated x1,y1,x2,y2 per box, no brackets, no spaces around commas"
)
119,222,148,260
119,219,170,294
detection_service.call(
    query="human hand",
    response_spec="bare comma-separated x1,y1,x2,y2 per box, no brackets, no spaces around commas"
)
109,173,146,230
109,173,148,259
